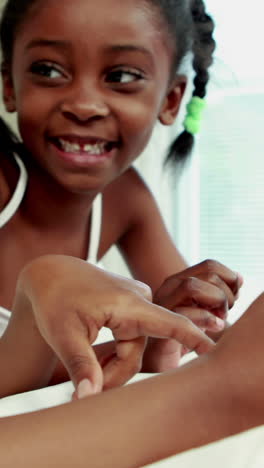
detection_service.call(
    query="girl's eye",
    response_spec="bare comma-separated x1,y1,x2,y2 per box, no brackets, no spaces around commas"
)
106,69,143,84
29,62,65,80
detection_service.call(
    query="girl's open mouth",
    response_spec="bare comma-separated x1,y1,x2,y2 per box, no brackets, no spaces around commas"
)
49,136,119,165
56,138,116,156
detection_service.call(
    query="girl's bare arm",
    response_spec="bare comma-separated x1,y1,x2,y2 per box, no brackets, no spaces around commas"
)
0,294,57,397
2,295,264,468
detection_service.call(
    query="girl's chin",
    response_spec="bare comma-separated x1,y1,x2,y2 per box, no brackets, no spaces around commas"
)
50,167,115,196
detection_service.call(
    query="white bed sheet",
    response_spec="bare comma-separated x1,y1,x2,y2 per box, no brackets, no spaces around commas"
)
0,372,151,417
0,380,75,417
145,425,264,468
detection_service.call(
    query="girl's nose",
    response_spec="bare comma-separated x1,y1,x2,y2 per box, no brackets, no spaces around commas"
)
60,85,110,122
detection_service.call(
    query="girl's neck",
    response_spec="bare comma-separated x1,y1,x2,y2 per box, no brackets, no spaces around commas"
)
21,162,98,234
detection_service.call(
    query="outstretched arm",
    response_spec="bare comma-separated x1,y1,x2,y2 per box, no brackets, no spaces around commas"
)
1,293,264,468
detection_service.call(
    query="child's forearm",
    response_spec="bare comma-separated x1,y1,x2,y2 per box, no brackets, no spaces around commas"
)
0,353,249,468
2,294,264,468
0,291,57,397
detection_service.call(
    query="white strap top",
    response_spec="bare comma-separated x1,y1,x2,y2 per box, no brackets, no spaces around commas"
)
0,154,103,336
0,154,28,229
87,191,102,265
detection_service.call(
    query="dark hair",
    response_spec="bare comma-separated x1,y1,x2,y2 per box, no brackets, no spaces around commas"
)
0,0,215,165
0,0,39,160
147,0,215,165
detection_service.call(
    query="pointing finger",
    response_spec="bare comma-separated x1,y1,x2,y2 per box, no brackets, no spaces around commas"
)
109,300,215,355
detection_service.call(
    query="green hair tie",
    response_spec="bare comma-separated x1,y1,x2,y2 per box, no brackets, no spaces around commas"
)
183,96,206,135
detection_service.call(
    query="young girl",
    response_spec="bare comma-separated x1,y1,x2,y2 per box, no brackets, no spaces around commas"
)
0,0,243,394
0,0,243,393
0,0,263,466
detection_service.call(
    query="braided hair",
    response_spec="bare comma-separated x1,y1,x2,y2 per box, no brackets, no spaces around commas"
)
0,0,39,160
148,0,216,164
169,0,216,164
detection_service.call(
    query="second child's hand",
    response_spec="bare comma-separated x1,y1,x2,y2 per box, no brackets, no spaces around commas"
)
142,260,243,373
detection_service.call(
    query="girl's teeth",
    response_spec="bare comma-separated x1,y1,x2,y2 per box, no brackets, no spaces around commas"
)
58,139,107,154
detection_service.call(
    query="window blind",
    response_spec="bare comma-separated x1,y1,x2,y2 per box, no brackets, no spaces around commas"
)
198,91,264,280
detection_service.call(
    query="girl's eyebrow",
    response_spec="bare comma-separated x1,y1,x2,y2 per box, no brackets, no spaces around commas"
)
105,45,153,58
104,44,155,67
25,39,71,52
25,40,155,67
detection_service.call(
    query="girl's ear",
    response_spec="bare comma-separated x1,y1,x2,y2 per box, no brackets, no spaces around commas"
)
2,70,17,113
158,75,187,125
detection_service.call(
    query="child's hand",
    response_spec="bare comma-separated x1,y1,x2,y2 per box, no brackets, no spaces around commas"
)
155,260,243,316
17,255,214,398
142,260,243,372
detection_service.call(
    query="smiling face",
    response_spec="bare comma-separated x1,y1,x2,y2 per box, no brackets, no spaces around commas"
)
2,0,185,193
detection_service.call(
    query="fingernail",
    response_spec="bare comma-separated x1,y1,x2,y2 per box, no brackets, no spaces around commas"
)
215,317,225,330
77,379,94,399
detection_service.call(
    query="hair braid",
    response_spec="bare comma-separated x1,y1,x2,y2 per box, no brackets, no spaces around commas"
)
192,0,215,98
166,0,216,165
